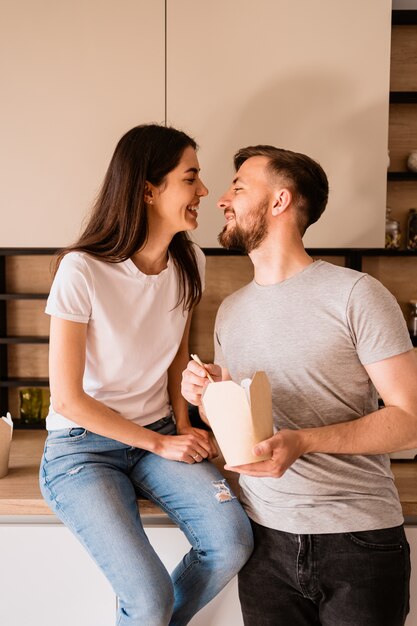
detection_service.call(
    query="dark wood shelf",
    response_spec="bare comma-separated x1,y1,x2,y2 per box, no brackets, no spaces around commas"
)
0,249,54,413
203,248,417,273
388,172,417,181
2,239,417,412
1,246,414,258
0,248,57,255
0,293,48,300
0,336,49,345
392,10,417,25
203,247,417,257
390,92,417,104
353,248,417,256
13,421,46,430
0,378,49,388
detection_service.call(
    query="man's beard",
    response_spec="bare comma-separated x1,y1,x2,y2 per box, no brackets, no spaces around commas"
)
217,200,269,253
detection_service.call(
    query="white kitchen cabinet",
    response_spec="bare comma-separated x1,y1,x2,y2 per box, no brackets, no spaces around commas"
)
0,521,414,625
0,521,242,626
0,523,115,626
406,526,417,626
0,0,394,249
0,0,165,247
167,0,392,249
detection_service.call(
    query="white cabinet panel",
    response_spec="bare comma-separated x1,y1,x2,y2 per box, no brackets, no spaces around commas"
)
0,524,115,626
167,0,391,248
406,527,417,626
1,522,412,625
0,0,165,247
0,523,242,626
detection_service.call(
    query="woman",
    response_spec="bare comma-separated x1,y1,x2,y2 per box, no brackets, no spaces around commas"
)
39,124,253,626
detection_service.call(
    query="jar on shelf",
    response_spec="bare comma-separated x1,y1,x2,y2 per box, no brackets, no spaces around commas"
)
408,300,417,343
19,387,43,424
407,150,417,173
407,208,417,250
385,207,401,249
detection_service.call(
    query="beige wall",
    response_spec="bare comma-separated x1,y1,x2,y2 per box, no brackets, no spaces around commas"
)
1,0,392,248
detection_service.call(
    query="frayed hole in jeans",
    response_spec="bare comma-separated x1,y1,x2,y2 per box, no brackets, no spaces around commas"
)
212,479,236,502
66,465,85,476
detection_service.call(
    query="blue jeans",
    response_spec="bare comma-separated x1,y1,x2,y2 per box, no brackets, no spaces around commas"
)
238,519,410,626
39,417,253,626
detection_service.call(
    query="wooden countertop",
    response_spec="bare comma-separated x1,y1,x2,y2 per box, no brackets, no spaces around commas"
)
1,431,416,518
0,431,240,517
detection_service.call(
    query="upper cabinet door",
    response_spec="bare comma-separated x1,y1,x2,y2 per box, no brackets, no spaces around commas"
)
167,0,392,248
0,0,165,247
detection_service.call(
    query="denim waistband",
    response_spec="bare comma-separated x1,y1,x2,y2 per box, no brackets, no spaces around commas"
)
46,415,175,448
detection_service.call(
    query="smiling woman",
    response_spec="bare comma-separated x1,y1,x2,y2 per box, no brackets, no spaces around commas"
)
144,144,208,245
38,124,253,626
55,125,206,312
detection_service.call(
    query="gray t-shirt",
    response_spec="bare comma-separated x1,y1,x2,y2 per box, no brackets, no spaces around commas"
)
214,260,412,533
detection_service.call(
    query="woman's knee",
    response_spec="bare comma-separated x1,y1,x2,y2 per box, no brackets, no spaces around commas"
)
204,505,254,574
222,516,254,572
119,583,174,626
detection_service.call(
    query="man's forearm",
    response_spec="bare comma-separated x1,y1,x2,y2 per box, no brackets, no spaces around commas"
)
298,406,417,456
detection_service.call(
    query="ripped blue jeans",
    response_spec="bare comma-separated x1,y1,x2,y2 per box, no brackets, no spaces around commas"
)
39,417,253,626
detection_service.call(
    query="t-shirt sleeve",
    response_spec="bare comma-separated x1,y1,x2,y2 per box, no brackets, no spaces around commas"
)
193,244,206,292
347,274,412,365
45,253,93,323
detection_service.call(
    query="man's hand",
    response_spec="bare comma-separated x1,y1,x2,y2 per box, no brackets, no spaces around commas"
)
225,429,306,477
181,360,222,406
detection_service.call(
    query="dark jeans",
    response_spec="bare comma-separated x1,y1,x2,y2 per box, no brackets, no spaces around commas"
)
238,520,410,626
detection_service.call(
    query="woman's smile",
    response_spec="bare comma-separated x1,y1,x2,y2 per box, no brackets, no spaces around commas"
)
186,203,200,219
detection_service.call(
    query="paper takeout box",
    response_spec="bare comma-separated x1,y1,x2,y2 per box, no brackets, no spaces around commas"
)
0,413,13,479
202,371,273,466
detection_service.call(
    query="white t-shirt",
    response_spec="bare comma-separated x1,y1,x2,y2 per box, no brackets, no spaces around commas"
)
45,246,205,430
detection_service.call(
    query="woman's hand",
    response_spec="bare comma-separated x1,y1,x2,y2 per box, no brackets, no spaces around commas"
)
154,428,218,463
177,425,219,459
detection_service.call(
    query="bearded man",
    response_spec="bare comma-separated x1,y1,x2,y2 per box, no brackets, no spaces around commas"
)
182,145,416,626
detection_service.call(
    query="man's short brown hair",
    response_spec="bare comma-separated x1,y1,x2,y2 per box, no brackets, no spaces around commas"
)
234,145,329,234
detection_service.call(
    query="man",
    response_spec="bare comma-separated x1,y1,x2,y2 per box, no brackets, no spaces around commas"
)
181,145,417,626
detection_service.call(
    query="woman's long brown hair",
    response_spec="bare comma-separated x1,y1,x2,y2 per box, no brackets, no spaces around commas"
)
54,124,202,310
